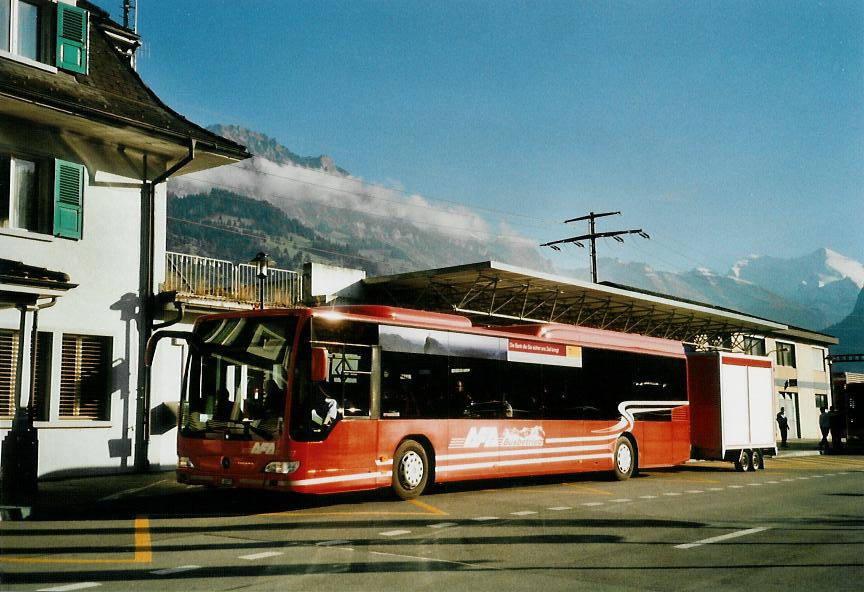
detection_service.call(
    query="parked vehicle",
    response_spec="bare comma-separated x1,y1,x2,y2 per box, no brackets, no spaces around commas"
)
687,352,777,471
148,305,691,498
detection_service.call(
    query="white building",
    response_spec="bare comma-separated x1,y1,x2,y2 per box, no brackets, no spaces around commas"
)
0,0,248,481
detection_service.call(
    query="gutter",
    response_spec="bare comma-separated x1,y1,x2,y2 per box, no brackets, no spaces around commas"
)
134,140,196,472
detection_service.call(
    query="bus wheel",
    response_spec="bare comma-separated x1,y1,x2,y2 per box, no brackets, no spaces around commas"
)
751,449,764,470
392,440,429,500
734,449,752,472
613,437,636,480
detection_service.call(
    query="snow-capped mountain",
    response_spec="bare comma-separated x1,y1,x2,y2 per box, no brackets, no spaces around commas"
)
563,257,845,330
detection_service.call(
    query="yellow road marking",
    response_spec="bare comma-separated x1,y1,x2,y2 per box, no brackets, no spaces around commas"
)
407,498,449,516
0,516,152,565
561,483,613,496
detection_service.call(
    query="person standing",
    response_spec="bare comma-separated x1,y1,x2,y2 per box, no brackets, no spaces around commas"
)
776,407,789,448
819,407,831,454
828,405,843,452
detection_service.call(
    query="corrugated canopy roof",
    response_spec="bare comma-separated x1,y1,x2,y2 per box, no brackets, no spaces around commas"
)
362,261,791,348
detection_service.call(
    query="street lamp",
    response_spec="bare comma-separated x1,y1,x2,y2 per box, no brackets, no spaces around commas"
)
250,252,274,310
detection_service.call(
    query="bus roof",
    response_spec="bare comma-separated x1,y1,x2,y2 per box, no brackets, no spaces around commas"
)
315,305,686,358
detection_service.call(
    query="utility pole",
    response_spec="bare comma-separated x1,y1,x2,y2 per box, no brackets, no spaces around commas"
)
541,211,649,282
122,0,137,31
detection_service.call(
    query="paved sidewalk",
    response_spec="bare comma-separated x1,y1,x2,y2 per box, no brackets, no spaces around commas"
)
2,469,178,521
775,438,863,457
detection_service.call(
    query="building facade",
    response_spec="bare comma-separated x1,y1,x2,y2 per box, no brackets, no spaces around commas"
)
0,0,248,479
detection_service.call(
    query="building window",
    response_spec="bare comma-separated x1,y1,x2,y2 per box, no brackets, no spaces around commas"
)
815,393,828,409
1,0,43,62
2,1,88,72
59,334,111,420
811,347,826,372
775,342,796,368
0,328,52,421
1,154,84,238
743,337,766,356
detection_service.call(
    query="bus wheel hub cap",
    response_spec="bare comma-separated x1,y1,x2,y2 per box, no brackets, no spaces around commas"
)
617,445,632,473
400,452,424,488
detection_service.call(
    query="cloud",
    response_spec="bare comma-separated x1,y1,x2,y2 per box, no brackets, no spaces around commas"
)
171,157,503,242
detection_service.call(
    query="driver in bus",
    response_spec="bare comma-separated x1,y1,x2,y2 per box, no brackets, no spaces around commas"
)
311,383,339,427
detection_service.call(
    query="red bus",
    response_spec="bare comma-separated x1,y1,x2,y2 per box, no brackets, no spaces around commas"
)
149,305,690,499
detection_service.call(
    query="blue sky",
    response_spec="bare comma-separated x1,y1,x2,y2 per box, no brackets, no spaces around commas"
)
134,0,863,273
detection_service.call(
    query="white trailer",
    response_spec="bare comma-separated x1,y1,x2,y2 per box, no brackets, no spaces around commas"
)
687,352,778,471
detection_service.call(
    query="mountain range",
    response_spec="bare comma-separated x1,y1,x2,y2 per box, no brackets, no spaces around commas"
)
166,125,864,365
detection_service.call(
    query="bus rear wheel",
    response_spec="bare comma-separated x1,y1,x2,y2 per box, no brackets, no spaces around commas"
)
734,449,752,472
613,437,636,480
392,440,429,500
751,449,764,470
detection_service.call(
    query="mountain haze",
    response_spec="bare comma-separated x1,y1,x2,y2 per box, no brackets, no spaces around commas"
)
168,124,862,348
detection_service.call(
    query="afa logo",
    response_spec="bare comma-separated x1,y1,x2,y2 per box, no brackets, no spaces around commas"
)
251,442,276,454
463,426,501,448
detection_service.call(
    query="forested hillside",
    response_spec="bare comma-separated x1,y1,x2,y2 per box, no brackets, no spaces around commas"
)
166,189,406,274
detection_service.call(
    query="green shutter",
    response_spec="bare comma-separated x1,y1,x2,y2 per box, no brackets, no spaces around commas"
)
53,159,84,240
56,4,88,74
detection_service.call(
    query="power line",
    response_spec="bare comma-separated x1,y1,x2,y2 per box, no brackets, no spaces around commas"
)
541,211,649,282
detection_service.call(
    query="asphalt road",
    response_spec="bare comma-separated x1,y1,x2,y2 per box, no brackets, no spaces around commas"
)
1,454,862,591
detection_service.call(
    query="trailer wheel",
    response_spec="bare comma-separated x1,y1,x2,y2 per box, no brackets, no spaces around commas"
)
613,437,636,480
750,449,764,470
392,439,429,500
734,449,752,472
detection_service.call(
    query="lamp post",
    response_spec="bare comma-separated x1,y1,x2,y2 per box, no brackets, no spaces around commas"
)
250,252,273,310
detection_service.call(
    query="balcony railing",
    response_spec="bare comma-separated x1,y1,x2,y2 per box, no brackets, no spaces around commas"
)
161,252,303,307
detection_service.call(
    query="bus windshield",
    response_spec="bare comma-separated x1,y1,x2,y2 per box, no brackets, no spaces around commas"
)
181,316,297,441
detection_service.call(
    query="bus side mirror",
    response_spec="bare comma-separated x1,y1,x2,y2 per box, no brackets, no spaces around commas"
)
311,347,329,382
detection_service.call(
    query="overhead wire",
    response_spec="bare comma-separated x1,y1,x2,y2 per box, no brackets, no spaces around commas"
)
173,157,740,277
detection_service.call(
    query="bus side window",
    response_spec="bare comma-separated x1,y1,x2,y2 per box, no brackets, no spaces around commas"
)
330,347,372,418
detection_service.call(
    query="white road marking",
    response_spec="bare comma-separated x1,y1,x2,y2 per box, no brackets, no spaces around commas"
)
686,490,704,494
472,516,499,521
747,483,763,487
610,498,631,503
38,584,101,592
150,565,200,576
639,495,658,499
239,551,283,561
380,530,411,536
511,510,538,516
765,481,780,484
582,502,604,507
707,487,724,491
728,485,744,489
316,540,351,546
663,492,682,496
98,479,168,501
548,506,572,511
428,522,458,529
369,550,483,568
675,527,770,550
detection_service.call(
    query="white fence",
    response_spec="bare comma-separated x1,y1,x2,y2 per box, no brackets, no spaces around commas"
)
162,252,302,307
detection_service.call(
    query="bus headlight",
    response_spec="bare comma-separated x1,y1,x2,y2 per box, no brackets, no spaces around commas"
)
264,461,300,474
177,456,195,469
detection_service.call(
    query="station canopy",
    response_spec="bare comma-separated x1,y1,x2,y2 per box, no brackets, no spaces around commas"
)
361,261,788,349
